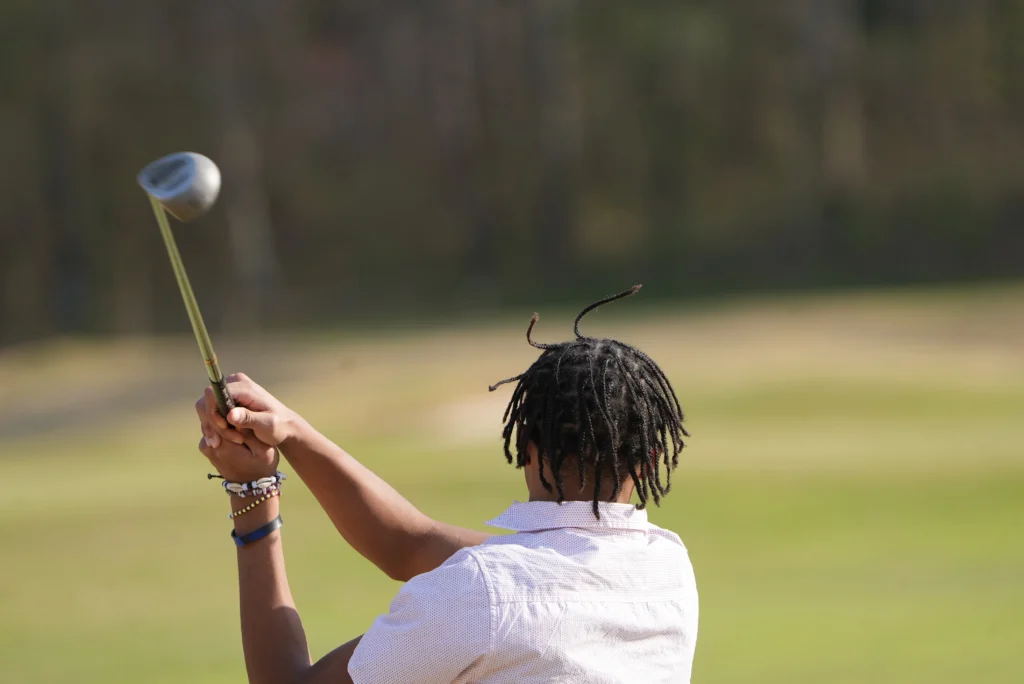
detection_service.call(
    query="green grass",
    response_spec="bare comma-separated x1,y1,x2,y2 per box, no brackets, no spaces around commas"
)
1,285,1022,683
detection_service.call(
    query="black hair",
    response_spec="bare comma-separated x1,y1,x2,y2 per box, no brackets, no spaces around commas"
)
489,285,688,518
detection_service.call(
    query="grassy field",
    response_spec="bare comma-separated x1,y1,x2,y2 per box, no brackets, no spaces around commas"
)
1,285,1022,683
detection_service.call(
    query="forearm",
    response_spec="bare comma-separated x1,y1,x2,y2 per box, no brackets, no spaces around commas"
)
280,419,489,580
232,496,311,684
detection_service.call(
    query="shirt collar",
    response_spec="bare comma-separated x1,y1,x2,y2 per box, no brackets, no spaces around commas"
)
485,500,650,532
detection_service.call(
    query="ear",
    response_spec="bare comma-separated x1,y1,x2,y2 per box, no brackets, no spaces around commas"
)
523,441,539,466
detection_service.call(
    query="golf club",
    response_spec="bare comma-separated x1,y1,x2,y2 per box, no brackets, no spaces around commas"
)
137,151,235,418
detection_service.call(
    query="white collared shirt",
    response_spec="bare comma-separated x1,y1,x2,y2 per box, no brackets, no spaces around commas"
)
348,501,699,683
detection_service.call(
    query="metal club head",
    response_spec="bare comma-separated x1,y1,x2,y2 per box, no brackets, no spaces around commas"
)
137,152,221,222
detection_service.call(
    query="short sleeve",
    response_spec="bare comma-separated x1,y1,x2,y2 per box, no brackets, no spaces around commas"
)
348,549,491,684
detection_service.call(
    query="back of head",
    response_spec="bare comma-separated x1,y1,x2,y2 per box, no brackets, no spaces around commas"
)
490,286,689,518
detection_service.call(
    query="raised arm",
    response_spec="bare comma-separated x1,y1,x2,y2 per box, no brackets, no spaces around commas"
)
197,429,359,684
196,374,490,581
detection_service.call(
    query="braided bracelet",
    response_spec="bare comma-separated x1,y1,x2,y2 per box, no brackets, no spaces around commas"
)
226,481,282,498
228,488,280,519
210,471,288,497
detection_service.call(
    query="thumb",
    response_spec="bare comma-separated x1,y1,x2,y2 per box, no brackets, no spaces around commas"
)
227,406,273,431
226,406,285,446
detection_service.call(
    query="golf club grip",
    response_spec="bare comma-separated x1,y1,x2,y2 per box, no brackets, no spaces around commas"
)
212,379,236,418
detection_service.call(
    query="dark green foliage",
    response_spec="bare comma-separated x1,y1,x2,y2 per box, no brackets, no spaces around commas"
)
2,1,1024,345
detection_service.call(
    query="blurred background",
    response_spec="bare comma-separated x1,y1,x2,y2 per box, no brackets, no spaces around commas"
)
1,1,1022,683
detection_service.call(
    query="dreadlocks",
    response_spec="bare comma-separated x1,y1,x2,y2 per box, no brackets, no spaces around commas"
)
489,285,688,518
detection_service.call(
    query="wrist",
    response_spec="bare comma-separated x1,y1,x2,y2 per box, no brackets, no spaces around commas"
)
280,412,315,451
231,493,281,537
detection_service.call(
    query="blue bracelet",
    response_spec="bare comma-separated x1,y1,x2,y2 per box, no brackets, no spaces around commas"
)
231,515,283,547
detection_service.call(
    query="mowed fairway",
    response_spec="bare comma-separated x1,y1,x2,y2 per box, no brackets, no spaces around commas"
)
1,286,1022,684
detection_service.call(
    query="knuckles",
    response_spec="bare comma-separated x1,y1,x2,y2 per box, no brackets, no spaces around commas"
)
227,371,252,387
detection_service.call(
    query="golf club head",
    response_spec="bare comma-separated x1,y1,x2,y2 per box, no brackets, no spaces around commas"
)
137,152,221,222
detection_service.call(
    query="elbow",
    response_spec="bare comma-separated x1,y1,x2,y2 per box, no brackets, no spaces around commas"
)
376,518,443,582
379,538,430,582
381,553,419,582
384,565,413,582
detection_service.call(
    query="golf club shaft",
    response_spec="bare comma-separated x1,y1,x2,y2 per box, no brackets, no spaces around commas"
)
148,196,236,417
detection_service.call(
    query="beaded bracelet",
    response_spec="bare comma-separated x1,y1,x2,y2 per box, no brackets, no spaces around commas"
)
228,488,280,519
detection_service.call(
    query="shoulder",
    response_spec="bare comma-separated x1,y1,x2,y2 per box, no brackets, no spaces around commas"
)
349,549,494,682
402,546,492,607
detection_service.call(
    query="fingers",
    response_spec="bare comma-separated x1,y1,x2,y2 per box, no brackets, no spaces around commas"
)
197,428,278,484
194,396,221,448
222,373,271,409
198,430,255,460
241,431,275,457
194,390,225,431
204,387,245,444
205,389,229,430
195,372,287,451
198,436,216,462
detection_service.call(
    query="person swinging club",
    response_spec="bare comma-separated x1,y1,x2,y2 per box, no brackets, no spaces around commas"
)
195,285,699,683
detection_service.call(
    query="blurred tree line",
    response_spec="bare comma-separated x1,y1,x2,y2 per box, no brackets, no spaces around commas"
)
2,0,1023,345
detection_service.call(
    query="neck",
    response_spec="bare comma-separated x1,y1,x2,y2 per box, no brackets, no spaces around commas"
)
528,489,634,504
527,464,635,504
